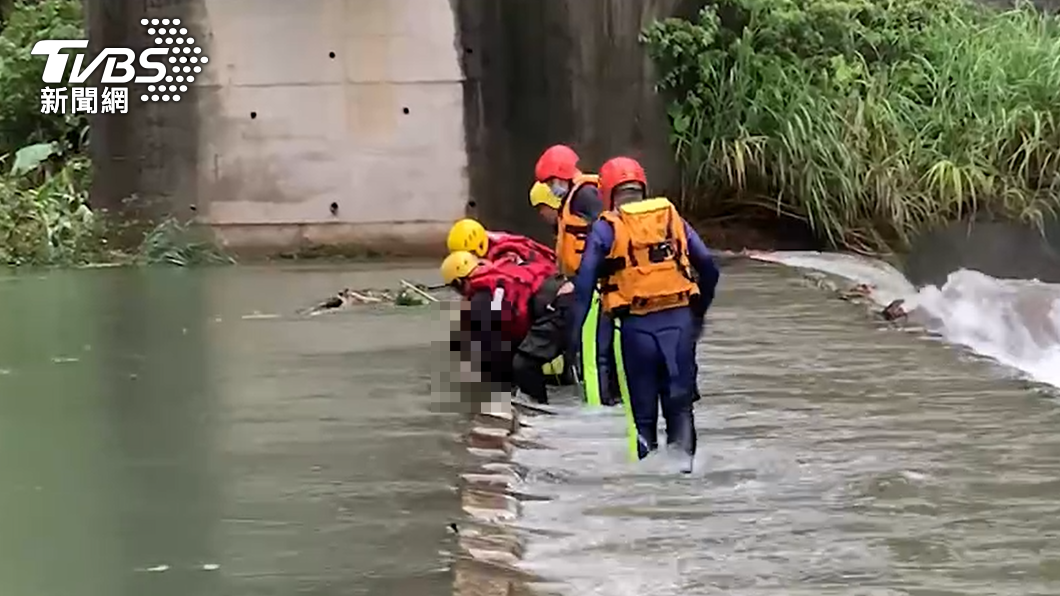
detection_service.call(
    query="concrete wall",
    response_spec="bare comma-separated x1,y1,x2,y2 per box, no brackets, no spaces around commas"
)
87,0,698,255
903,220,1060,287
453,0,705,242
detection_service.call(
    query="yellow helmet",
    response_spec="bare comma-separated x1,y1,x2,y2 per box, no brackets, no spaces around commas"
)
440,251,480,285
529,181,561,210
447,218,489,257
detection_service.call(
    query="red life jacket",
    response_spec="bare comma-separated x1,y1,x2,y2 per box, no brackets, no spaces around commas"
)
486,231,557,264
464,256,556,340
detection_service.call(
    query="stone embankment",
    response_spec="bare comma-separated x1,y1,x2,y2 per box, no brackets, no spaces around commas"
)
453,399,556,596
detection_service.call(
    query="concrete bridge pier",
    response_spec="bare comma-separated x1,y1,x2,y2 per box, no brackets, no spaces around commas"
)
85,0,705,256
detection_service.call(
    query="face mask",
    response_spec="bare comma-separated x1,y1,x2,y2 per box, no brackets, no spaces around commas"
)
549,183,567,198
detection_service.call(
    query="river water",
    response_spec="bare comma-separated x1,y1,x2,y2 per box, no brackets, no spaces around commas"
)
1,259,1058,595
0,264,461,596
510,259,1060,595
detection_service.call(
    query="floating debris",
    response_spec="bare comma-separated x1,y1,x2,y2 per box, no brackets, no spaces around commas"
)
241,311,281,320
838,282,876,301
301,280,446,315
142,564,169,573
881,299,908,322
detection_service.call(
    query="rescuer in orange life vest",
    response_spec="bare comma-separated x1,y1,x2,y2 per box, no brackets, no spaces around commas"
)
570,156,720,473
441,250,573,404
528,144,620,407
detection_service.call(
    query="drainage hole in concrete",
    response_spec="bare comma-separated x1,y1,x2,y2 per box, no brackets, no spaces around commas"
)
250,111,257,119
329,202,339,215
329,51,335,58
402,107,409,114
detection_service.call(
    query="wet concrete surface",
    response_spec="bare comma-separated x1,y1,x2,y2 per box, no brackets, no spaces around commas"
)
0,260,1057,595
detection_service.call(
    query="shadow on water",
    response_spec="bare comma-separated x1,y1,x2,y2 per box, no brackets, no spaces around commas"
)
0,265,466,596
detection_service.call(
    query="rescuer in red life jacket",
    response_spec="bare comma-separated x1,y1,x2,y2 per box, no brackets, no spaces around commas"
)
446,218,556,264
441,250,572,404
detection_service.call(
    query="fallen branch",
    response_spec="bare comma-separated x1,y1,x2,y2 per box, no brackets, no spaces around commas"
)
401,279,439,302
348,290,382,303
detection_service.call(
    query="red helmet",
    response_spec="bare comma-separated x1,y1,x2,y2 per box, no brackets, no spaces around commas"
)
599,156,647,208
534,145,580,182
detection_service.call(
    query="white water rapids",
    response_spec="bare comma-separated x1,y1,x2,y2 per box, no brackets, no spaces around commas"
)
748,251,1060,389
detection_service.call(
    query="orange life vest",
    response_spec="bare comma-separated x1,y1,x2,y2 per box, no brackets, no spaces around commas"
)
555,173,600,276
598,197,699,316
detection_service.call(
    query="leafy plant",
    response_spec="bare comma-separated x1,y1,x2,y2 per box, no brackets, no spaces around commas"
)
642,0,1060,254
135,217,235,267
0,150,101,266
0,0,86,158
0,0,234,268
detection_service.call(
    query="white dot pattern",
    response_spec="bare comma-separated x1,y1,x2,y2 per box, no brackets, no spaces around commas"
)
138,17,204,102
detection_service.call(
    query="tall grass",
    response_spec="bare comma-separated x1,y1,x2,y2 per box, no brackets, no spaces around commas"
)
642,0,1060,253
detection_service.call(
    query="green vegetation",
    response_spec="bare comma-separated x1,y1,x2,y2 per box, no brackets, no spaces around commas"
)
643,0,1060,253
0,0,230,267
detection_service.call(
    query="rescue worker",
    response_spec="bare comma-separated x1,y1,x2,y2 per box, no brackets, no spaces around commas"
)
446,218,556,265
530,144,603,273
446,218,571,385
530,144,620,407
570,156,720,473
441,250,572,404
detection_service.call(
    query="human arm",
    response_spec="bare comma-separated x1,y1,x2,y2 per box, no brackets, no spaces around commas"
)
568,184,603,222
569,219,614,354
683,219,720,318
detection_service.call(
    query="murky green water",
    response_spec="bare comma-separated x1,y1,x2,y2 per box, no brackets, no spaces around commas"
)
4,260,1059,596
0,264,462,596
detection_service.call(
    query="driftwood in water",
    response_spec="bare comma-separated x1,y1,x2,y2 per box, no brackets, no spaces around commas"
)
881,299,908,321
301,280,447,315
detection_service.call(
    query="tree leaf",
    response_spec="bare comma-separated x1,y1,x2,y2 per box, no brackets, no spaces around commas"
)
11,141,58,176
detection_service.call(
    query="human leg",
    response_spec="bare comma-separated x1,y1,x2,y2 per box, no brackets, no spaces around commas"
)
514,292,572,403
595,308,620,407
613,320,663,460
579,291,603,406
657,321,699,469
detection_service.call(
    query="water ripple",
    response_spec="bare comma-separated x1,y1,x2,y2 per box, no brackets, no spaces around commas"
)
507,262,1060,595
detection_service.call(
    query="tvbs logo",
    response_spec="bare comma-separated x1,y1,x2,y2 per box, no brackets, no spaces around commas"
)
33,39,170,84
32,17,208,108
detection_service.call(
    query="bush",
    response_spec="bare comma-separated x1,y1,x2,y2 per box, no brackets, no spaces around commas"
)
0,148,102,266
0,0,102,266
0,0,86,156
642,0,1060,253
